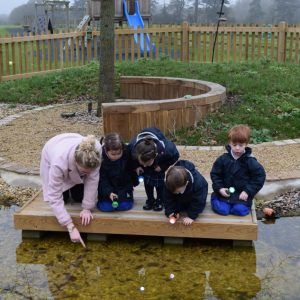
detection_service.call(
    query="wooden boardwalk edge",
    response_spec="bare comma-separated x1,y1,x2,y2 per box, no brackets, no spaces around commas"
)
14,191,258,241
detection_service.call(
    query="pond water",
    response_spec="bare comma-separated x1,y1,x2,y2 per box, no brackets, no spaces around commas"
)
1,206,300,299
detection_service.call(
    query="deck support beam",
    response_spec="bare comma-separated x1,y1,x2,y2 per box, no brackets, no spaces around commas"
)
164,237,184,245
22,230,45,239
232,240,253,247
87,233,107,242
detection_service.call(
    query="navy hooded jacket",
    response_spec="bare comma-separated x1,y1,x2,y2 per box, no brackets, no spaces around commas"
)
127,127,180,172
98,145,137,201
210,145,266,207
164,160,208,220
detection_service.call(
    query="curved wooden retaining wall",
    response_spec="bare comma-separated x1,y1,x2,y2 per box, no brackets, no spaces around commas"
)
102,76,226,140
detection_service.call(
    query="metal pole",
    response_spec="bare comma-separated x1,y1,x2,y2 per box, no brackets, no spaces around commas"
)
211,0,225,63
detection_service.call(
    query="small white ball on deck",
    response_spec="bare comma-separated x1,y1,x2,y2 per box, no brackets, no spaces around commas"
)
140,286,145,292
169,273,175,279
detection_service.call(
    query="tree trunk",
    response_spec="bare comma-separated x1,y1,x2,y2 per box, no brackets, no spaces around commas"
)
97,0,115,116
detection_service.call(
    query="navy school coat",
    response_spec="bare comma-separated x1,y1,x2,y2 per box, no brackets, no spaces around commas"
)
210,145,266,207
98,145,137,201
127,127,180,172
164,160,208,220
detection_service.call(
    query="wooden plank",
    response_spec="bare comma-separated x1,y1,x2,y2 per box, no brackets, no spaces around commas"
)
295,32,299,63
14,191,257,240
17,34,22,74
124,34,129,61
81,36,85,65
65,37,69,67
11,40,16,74
270,32,275,60
289,32,294,62
220,32,224,62
226,32,230,62
233,31,236,62
70,37,74,67
257,32,262,59
251,32,255,61
203,32,207,62
238,31,243,61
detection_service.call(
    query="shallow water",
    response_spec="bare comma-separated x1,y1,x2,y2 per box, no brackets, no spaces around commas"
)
1,206,300,300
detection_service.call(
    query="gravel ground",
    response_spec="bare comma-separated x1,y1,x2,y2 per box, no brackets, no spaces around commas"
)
0,102,300,213
0,177,38,207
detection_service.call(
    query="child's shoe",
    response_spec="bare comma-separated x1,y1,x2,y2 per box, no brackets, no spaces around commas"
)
143,198,155,210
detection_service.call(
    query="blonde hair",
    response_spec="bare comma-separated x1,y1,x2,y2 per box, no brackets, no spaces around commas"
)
75,135,101,169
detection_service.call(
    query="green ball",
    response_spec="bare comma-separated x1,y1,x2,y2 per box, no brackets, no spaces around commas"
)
112,201,119,208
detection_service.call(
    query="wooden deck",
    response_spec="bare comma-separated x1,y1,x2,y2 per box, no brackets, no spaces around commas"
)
14,186,258,241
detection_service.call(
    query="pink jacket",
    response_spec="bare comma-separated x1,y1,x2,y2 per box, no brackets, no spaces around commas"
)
40,133,102,226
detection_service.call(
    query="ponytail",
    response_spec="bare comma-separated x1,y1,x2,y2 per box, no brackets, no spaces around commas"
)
133,137,157,163
75,135,101,169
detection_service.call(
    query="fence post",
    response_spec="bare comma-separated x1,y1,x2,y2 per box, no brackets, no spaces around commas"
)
0,43,2,81
277,21,287,62
181,22,189,62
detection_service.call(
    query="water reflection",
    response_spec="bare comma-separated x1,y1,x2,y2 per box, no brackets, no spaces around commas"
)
1,207,300,299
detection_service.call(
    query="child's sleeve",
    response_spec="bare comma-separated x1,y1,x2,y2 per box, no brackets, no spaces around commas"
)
98,166,114,199
244,159,266,198
159,140,180,171
164,188,177,218
210,156,225,193
187,175,208,219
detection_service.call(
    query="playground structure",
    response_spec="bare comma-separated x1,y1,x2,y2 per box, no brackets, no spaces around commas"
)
33,0,71,33
27,0,154,54
102,76,226,140
87,0,154,54
86,0,151,24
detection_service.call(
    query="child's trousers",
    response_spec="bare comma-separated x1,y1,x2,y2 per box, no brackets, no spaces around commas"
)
97,199,133,212
211,197,250,216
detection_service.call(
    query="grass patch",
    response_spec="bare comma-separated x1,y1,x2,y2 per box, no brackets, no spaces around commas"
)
0,58,299,144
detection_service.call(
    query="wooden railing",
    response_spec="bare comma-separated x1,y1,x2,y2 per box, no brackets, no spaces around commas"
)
0,22,299,81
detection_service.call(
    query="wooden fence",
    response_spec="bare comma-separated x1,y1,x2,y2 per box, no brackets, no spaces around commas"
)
0,22,299,81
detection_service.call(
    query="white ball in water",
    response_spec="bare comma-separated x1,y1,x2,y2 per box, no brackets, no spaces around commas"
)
9,61,13,66
140,286,145,291
170,273,175,279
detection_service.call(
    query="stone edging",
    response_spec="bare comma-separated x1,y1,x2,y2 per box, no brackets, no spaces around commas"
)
0,104,300,180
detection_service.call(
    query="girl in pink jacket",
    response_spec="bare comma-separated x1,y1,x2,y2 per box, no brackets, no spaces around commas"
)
40,133,102,246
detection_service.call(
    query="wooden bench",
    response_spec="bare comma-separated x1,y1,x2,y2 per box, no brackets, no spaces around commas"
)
102,76,226,140
14,185,258,244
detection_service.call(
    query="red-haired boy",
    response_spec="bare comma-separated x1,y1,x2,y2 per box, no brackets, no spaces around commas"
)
210,125,266,216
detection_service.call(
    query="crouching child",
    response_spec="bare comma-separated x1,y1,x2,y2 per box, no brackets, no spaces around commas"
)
164,160,208,226
97,133,137,212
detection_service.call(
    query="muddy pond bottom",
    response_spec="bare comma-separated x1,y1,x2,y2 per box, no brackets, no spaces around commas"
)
1,206,300,299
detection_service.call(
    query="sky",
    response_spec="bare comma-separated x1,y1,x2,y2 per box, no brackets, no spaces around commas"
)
0,0,28,15
0,0,237,16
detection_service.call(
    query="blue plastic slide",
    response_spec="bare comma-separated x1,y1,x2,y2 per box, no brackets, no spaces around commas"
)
123,0,155,55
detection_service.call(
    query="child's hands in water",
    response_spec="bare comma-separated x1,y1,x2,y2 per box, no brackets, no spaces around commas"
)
183,217,194,226
80,209,93,226
239,191,248,201
219,188,230,197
